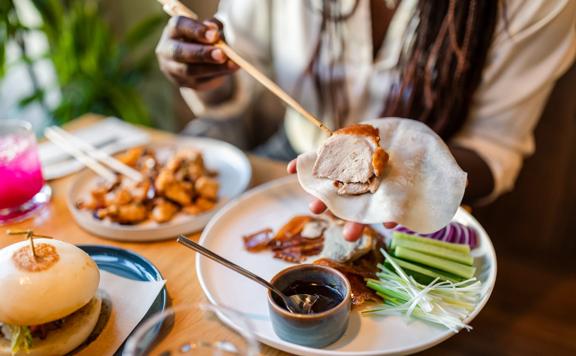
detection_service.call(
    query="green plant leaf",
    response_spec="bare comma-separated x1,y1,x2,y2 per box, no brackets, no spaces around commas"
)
4,0,159,127
123,14,164,50
18,89,45,108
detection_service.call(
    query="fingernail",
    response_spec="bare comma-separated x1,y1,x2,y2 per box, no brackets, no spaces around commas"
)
204,21,219,30
343,224,353,237
211,49,225,62
227,60,239,70
205,29,218,42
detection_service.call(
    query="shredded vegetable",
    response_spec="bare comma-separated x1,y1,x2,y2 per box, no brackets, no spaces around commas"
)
7,325,32,354
363,249,482,332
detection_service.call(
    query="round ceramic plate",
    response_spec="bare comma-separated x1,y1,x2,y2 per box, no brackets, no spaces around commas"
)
68,137,251,241
197,176,497,356
78,245,167,355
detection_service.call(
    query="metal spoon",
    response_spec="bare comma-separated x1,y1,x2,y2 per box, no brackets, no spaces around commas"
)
177,235,319,314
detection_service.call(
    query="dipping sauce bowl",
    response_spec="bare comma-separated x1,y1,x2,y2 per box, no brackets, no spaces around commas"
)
267,264,351,348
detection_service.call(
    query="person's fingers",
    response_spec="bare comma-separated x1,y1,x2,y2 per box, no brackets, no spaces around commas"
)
159,57,194,87
168,16,220,44
383,222,398,229
205,18,224,31
157,40,227,64
193,76,228,91
158,60,230,89
309,200,327,214
287,159,297,174
343,222,364,242
184,62,237,77
160,59,231,77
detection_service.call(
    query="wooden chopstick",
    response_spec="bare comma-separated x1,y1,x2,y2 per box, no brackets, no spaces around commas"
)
157,0,333,136
44,129,117,183
48,126,143,182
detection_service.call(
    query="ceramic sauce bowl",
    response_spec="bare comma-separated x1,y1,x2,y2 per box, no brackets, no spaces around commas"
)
267,264,351,348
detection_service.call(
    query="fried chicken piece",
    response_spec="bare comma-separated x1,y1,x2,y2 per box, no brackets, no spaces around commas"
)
177,148,206,179
155,169,193,205
77,182,110,210
183,197,215,216
195,176,219,200
154,169,173,192
151,199,179,223
116,147,144,167
131,180,152,203
105,188,133,206
183,205,202,215
107,203,149,224
196,197,216,211
164,182,192,205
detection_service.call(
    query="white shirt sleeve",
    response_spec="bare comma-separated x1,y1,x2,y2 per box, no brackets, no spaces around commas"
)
451,0,576,203
180,0,271,120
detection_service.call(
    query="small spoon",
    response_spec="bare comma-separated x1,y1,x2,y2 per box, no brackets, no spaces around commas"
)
177,235,319,314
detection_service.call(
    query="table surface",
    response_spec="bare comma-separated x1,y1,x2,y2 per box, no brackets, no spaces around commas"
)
3,115,575,356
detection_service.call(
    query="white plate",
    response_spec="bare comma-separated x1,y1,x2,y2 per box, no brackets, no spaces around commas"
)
68,137,251,241
197,176,497,356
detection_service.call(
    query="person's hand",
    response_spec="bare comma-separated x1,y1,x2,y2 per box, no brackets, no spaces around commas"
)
156,16,239,91
287,160,397,241
287,159,397,241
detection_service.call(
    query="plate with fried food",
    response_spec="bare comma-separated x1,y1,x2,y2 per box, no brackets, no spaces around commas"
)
67,137,251,241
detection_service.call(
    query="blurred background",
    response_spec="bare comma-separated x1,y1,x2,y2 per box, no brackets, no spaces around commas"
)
0,0,219,134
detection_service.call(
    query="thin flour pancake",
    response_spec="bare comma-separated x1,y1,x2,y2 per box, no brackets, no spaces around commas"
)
297,118,467,233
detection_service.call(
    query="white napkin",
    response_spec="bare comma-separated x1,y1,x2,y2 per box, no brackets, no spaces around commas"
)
40,117,149,180
76,271,166,356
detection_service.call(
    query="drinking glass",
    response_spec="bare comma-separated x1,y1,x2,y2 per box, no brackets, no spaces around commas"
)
123,303,260,356
0,120,51,224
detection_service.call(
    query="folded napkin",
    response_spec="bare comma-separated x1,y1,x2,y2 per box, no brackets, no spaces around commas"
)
76,270,166,356
39,117,149,180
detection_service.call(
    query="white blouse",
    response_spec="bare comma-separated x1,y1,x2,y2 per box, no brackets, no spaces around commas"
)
181,0,576,201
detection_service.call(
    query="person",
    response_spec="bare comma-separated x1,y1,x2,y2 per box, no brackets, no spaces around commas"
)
156,0,575,240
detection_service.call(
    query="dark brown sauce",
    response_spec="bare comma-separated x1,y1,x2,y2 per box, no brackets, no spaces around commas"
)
279,281,343,314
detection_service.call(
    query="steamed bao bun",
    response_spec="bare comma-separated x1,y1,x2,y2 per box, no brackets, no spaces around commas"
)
0,238,100,326
298,118,467,233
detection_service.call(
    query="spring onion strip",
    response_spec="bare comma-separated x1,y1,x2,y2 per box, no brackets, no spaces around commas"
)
363,248,483,332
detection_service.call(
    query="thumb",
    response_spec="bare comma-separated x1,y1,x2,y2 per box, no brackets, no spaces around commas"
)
343,222,364,242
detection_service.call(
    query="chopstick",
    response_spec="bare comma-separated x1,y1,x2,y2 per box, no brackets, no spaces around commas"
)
46,126,143,182
157,0,333,136
44,129,117,183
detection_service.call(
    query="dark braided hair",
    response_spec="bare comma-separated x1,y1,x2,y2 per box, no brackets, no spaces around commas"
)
299,0,500,141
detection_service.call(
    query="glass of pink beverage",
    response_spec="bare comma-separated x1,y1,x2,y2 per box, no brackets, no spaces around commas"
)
0,120,51,224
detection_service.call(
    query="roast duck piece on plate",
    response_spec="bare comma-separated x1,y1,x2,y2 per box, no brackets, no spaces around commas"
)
243,215,385,305
313,124,389,195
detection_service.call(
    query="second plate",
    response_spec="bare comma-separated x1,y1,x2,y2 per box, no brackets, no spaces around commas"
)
68,137,251,241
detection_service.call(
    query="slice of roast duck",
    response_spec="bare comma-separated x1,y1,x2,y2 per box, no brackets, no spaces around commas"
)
313,124,389,195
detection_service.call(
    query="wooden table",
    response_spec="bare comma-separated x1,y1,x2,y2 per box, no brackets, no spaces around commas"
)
1,115,289,356
3,115,575,356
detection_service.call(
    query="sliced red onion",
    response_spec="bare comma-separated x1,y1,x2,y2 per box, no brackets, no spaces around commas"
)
394,222,479,249
468,226,478,249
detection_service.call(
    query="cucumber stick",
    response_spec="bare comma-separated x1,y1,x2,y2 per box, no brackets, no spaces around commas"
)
392,238,473,265
384,258,464,283
392,232,470,254
394,246,476,279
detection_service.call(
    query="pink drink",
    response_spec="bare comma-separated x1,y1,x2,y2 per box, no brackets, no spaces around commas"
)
0,133,44,209
0,120,50,223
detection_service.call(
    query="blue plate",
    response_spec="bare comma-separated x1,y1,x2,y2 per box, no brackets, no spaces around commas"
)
78,245,168,355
